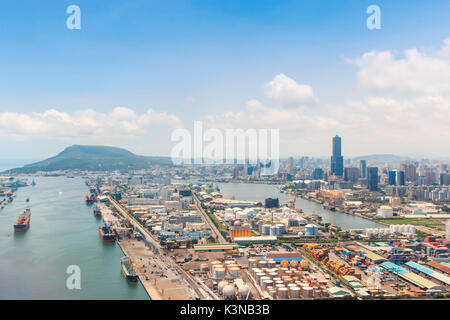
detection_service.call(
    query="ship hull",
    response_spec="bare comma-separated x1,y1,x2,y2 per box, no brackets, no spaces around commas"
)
121,265,138,282
99,227,115,242
14,224,29,232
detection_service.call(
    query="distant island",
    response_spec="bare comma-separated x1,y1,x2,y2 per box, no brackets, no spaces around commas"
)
2,145,172,174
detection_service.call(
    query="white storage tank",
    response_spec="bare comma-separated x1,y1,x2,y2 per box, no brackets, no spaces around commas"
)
276,224,286,234
305,224,318,237
277,287,289,299
269,226,280,236
262,224,271,235
303,286,314,298
218,281,228,294
238,285,250,298
289,286,300,298
223,285,236,299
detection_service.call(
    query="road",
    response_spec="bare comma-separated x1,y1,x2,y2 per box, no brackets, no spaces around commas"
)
108,196,210,300
192,192,228,244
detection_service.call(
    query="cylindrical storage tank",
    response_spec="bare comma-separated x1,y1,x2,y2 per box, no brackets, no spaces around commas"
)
266,260,276,268
305,224,318,236
277,287,289,299
255,272,265,282
290,260,299,269
268,272,278,278
258,260,267,268
276,224,286,234
280,260,289,268
289,286,300,298
269,226,280,236
262,224,271,235
229,267,241,278
300,260,309,271
223,285,235,299
238,285,250,298
218,281,228,294
213,267,226,279
260,276,271,287
269,289,277,298
248,259,257,268
262,279,273,289
200,263,209,272
303,286,314,298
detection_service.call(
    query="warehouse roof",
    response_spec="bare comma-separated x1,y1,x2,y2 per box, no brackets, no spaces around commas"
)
406,261,450,286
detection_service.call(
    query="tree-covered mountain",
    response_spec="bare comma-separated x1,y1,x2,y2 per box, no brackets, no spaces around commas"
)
3,145,172,173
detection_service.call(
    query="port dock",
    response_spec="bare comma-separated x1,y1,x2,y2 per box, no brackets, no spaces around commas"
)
99,201,203,300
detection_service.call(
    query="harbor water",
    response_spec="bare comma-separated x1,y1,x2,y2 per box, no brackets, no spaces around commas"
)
0,176,149,300
213,182,385,230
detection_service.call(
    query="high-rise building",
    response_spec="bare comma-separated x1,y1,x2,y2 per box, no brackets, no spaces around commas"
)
330,135,343,177
388,171,396,185
313,168,324,180
440,173,450,185
367,167,378,191
287,157,294,174
398,170,406,186
360,160,367,178
400,163,416,183
344,167,360,182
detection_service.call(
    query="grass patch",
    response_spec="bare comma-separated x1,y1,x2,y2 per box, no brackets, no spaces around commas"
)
378,219,445,231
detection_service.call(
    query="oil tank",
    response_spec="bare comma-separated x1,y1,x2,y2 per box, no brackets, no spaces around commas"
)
218,280,228,294
223,285,236,299
277,287,289,299
289,286,300,298
238,285,250,298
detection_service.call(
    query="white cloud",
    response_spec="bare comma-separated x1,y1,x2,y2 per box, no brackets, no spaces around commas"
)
264,73,317,107
0,107,183,139
353,38,450,95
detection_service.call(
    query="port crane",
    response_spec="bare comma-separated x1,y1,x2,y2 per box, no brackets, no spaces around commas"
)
289,196,297,210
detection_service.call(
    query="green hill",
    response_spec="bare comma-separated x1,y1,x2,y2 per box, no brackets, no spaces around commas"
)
3,145,172,173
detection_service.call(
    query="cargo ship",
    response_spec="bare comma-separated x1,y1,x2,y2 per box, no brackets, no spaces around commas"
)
14,208,31,232
85,195,95,205
120,256,138,282
93,204,101,218
98,222,115,242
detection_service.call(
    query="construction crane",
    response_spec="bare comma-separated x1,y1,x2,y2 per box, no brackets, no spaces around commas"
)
289,196,297,210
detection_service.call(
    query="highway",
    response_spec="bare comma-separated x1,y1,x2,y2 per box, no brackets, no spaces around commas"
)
192,192,228,244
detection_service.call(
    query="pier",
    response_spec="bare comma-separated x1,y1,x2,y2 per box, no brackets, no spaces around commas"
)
101,199,206,300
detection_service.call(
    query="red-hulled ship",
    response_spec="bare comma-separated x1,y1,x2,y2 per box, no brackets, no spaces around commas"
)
14,208,31,232
85,195,95,205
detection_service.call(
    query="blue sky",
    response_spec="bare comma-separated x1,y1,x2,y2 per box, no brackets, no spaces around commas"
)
0,1,449,159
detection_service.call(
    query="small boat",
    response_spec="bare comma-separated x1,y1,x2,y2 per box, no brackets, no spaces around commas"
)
85,195,95,205
31,180,36,186
26,198,30,202
120,256,138,282
93,204,101,218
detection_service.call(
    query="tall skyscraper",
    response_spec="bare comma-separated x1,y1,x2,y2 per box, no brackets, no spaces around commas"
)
398,170,406,186
330,135,343,177
367,167,378,191
313,168,324,180
400,163,416,183
344,167,360,182
360,160,367,178
388,171,396,185
287,157,294,174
